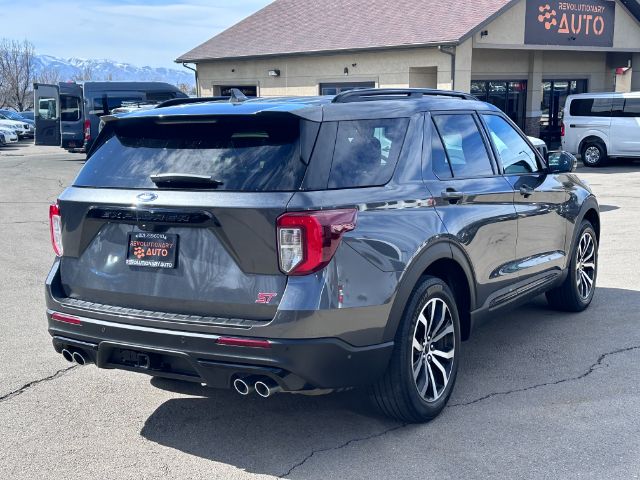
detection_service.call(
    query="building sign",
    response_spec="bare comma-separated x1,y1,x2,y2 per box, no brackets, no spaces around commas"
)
525,0,615,47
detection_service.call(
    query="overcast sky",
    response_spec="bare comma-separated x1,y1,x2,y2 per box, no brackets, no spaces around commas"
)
0,0,271,68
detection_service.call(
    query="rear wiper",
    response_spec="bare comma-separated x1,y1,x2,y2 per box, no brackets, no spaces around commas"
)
149,173,224,188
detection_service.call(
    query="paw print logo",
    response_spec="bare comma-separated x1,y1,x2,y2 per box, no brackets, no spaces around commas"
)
133,246,145,259
538,4,557,30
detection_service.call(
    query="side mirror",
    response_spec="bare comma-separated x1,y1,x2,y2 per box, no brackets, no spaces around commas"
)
548,151,576,173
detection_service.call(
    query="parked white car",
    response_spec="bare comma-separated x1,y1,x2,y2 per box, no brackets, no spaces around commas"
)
527,136,548,159
562,91,640,167
0,128,18,145
0,117,30,139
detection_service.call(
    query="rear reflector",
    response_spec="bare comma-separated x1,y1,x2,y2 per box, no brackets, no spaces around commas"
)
51,312,82,326
216,337,271,349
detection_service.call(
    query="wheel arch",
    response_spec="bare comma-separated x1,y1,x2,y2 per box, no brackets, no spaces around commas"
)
566,196,600,255
384,240,477,343
579,134,608,156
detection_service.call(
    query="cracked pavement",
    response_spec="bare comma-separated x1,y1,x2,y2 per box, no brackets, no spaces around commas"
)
1,144,639,479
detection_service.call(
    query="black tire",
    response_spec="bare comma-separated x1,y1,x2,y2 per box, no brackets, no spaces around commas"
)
581,140,607,168
546,220,598,312
369,276,461,423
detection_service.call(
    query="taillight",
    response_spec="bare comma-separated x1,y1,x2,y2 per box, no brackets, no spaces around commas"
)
49,203,63,256
561,122,565,137
277,209,357,276
84,119,91,142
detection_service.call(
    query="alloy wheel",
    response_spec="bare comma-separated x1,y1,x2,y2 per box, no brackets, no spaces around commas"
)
411,297,455,402
576,231,596,299
584,146,601,165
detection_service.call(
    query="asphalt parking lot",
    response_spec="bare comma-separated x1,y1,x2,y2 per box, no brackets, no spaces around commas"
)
1,141,639,479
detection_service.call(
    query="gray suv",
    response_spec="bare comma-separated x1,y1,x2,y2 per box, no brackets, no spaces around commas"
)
45,89,600,422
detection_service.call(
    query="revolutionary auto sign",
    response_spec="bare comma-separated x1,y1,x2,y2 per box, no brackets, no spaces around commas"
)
525,0,615,47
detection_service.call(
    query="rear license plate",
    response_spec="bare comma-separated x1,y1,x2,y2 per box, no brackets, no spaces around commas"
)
126,232,178,269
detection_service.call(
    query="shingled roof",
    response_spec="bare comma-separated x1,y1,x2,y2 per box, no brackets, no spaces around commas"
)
176,0,515,62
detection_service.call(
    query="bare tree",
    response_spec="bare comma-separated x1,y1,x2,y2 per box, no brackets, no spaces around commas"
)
72,65,94,82
0,39,35,111
36,66,60,84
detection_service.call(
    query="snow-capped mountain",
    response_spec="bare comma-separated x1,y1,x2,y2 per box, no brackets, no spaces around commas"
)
33,55,195,88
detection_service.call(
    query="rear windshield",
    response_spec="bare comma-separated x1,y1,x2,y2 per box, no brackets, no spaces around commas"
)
74,115,308,192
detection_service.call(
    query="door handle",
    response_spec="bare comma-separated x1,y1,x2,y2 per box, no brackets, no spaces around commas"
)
441,189,464,204
519,185,534,197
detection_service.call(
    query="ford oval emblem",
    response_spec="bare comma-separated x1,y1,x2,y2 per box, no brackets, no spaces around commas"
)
136,192,158,202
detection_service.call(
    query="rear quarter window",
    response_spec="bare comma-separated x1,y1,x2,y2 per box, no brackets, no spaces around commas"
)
327,118,408,189
569,98,612,117
74,115,312,192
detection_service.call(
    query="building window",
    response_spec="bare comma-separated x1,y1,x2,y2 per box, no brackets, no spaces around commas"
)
471,80,527,130
319,82,375,96
216,85,258,97
540,80,587,147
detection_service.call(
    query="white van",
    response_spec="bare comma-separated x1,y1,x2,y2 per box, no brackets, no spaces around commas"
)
562,92,640,167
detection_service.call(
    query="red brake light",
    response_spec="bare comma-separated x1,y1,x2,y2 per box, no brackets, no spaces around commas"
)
49,203,63,256
277,209,357,276
84,119,91,142
561,122,565,137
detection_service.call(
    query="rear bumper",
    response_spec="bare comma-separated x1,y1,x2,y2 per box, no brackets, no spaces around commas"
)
48,311,393,391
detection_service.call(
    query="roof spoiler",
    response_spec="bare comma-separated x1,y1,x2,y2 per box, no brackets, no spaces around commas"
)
155,89,250,109
332,88,478,103
156,96,230,108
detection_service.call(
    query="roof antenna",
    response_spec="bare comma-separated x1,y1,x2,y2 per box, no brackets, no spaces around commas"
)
229,88,248,103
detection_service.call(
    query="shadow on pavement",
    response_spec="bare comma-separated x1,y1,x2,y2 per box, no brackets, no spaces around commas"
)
575,157,640,174
140,286,640,477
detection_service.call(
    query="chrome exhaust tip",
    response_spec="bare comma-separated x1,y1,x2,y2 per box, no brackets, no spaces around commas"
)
255,379,282,398
72,351,86,365
61,349,73,363
233,377,254,396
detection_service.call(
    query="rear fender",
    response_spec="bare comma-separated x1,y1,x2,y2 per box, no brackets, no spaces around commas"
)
382,240,477,343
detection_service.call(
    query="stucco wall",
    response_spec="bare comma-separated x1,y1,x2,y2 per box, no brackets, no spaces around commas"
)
196,48,455,97
473,0,640,50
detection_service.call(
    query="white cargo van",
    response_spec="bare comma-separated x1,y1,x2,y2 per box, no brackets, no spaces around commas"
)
562,92,640,167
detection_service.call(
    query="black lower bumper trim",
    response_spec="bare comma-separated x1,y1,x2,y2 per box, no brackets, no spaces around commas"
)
49,316,394,392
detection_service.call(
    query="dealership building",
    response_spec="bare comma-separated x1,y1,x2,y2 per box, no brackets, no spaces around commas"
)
177,0,640,144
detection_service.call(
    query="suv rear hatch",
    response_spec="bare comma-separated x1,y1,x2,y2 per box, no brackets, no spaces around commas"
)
54,110,319,323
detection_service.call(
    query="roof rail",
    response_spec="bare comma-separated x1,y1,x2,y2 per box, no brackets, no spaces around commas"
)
156,96,230,109
332,88,477,103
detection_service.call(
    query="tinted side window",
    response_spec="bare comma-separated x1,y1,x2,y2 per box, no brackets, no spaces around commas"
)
430,121,452,179
91,95,144,115
432,114,493,177
60,95,81,122
328,118,408,188
483,115,540,174
569,98,612,117
623,98,640,117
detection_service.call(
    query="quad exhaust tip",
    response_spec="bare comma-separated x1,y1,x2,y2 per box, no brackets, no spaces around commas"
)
233,377,255,396
61,348,87,365
61,349,74,363
255,378,282,398
72,351,86,365
233,376,282,397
